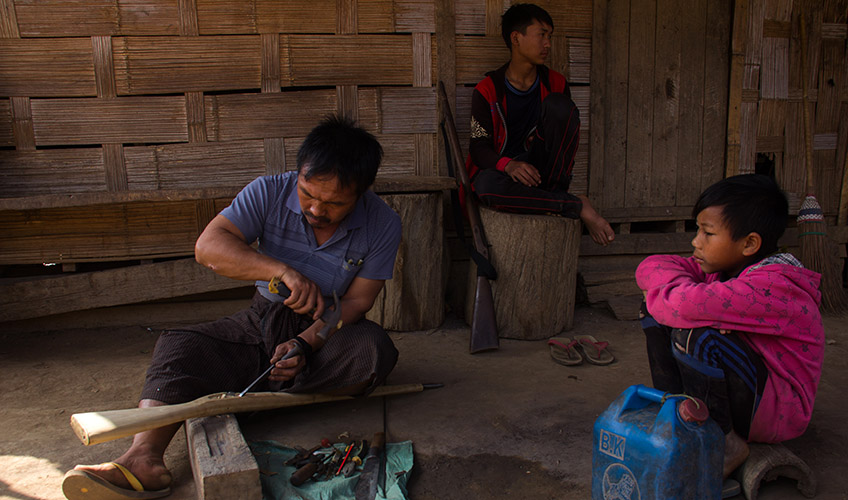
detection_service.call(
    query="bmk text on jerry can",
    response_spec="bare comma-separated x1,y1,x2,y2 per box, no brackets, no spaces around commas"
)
592,384,724,500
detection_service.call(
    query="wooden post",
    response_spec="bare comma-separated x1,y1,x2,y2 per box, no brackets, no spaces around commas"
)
366,192,445,331
466,207,581,340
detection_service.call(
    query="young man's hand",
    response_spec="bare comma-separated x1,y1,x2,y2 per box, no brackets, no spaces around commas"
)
505,160,541,187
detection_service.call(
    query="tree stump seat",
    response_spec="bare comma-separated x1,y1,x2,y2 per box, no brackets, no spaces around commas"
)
465,206,581,340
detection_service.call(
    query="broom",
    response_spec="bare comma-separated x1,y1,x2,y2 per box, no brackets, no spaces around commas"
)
797,11,848,313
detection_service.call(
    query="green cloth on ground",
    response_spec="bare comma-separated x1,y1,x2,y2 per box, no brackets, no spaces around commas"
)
250,440,413,500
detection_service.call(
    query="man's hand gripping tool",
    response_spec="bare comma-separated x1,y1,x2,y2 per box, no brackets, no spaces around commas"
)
238,278,343,397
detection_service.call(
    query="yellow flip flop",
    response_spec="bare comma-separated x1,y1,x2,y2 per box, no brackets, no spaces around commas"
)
62,462,170,500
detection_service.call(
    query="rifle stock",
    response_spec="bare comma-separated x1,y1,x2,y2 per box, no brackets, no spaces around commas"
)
70,383,427,446
438,81,499,353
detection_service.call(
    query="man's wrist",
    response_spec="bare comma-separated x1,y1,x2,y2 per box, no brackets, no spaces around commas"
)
292,336,314,363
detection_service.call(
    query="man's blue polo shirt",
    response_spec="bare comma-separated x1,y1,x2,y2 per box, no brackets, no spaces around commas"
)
219,172,402,301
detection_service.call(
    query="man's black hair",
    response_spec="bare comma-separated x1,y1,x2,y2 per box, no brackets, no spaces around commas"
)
692,174,789,260
501,3,554,50
296,115,383,196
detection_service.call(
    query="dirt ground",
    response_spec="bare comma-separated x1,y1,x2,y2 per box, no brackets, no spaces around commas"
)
1,298,846,500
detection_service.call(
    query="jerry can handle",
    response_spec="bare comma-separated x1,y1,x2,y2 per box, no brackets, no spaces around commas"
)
616,384,669,414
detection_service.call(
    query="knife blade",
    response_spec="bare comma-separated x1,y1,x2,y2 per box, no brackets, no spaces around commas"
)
354,432,385,500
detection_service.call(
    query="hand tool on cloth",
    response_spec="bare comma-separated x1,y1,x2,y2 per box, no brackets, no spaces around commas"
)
238,280,343,397
354,432,385,500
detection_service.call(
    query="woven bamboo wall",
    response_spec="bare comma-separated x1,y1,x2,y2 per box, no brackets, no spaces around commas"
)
726,0,848,220
0,0,592,268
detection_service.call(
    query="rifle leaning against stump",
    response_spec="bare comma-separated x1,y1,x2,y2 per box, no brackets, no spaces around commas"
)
438,81,499,354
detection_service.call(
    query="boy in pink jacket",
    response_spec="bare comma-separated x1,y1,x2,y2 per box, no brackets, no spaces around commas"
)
636,174,824,479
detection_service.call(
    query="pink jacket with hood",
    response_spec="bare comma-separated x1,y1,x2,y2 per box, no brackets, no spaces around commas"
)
636,253,824,443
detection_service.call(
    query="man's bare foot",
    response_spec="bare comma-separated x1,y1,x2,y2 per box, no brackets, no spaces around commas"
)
74,455,172,492
578,196,615,246
723,431,749,479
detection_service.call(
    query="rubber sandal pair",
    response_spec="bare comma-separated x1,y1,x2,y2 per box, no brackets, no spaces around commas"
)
548,335,615,366
62,462,170,500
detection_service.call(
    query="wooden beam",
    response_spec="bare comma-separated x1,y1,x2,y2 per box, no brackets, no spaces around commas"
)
0,258,246,323
186,415,261,500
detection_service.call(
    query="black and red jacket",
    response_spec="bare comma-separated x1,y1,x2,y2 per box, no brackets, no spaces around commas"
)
465,62,570,181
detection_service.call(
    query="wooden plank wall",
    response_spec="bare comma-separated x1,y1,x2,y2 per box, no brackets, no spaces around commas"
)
589,0,732,221
726,0,848,219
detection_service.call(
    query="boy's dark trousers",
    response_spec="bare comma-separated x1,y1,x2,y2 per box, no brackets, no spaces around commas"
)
471,93,583,218
640,303,768,438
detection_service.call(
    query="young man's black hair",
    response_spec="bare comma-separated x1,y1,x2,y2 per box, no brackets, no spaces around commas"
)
501,3,555,49
296,115,383,196
692,174,789,260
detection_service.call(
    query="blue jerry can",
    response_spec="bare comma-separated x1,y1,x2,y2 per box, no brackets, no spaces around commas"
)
592,384,724,500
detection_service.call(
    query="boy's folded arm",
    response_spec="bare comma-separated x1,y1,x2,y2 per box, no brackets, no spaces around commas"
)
635,254,709,291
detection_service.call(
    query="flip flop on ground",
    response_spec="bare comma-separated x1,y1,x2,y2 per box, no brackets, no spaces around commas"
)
62,462,170,500
573,335,615,365
548,336,584,366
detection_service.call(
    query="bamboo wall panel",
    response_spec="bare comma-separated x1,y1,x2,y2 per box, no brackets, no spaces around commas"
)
0,39,96,97
0,149,105,197
0,100,13,146
0,201,204,264
12,0,183,37
203,92,337,142
730,0,848,217
288,35,413,86
123,141,267,191
112,36,263,95
30,96,187,146
196,0,336,34
0,0,595,272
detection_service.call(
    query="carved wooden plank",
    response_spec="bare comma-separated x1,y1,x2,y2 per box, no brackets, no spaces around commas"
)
0,38,95,97
112,36,262,95
0,258,245,323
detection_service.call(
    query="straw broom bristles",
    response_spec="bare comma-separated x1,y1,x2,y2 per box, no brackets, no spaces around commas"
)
797,11,848,314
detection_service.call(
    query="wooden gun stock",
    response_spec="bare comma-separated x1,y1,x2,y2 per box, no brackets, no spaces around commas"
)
438,81,499,353
70,383,428,446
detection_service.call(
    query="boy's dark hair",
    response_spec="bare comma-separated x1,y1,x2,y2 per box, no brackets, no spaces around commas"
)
693,174,789,260
296,115,383,196
501,3,554,50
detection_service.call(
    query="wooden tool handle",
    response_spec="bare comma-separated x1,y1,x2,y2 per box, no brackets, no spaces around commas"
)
70,383,426,446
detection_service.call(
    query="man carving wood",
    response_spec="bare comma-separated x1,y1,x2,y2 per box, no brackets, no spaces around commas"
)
62,116,402,500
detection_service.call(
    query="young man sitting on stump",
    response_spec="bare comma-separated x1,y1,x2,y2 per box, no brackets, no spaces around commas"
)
62,116,402,500
467,3,614,246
